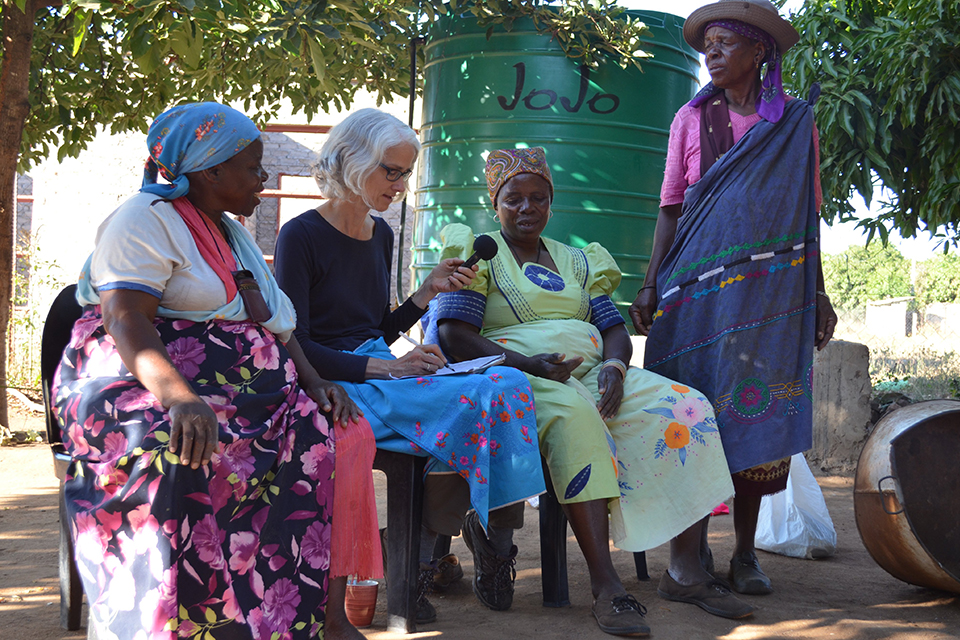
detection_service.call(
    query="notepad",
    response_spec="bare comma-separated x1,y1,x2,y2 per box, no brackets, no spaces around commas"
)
390,354,506,379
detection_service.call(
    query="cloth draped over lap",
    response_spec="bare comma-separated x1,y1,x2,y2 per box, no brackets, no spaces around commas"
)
53,312,334,639
335,337,546,530
644,97,820,475
435,225,734,551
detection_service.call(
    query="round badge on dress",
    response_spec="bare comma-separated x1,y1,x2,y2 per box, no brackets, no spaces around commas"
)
524,264,565,291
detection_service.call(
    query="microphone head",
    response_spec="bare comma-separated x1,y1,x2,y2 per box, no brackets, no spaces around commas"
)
473,234,499,261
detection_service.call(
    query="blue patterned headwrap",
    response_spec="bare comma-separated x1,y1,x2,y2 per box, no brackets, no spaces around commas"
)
141,102,261,200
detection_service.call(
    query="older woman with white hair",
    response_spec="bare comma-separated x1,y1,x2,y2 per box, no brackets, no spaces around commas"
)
274,109,545,631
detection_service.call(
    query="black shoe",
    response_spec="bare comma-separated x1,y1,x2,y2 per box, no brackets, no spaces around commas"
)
461,510,517,611
417,562,438,624
729,551,773,595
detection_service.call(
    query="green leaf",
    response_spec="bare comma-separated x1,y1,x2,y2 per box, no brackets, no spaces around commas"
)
72,10,93,57
307,37,326,82
317,24,341,40
215,372,228,385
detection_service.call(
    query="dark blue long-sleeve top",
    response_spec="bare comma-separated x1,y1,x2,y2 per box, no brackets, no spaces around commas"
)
274,209,426,382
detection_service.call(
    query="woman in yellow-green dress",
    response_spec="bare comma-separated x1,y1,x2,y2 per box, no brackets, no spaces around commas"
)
432,147,752,636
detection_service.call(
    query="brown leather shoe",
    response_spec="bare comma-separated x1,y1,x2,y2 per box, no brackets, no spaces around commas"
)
729,551,773,595
657,571,754,619
432,553,464,591
591,593,650,637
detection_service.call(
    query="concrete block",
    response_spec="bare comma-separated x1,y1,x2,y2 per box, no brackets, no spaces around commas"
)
808,339,872,473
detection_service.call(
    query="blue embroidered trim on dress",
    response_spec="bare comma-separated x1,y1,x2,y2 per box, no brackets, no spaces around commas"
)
590,295,624,331
433,290,486,328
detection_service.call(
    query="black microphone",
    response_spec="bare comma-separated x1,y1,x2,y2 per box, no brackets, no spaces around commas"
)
462,234,499,269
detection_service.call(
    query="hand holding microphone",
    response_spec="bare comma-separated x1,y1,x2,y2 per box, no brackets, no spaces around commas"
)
421,235,500,299
462,234,499,269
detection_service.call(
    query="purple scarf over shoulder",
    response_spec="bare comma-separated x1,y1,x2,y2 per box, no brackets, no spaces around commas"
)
689,19,786,123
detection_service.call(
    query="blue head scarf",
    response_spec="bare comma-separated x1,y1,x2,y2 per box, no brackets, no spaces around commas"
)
141,102,261,200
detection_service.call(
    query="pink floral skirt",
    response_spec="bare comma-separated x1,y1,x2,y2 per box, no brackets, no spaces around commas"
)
53,310,335,639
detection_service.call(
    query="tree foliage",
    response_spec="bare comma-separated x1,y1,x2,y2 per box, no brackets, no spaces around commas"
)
824,244,960,310
913,253,960,307
464,0,651,70
784,0,960,248
823,244,912,310
12,0,651,172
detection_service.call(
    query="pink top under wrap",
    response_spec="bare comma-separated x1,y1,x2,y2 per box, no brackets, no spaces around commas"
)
660,100,822,210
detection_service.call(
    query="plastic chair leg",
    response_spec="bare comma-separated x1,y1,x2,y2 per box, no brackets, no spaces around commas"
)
634,551,650,581
433,534,452,559
539,485,570,608
374,450,426,634
58,482,83,630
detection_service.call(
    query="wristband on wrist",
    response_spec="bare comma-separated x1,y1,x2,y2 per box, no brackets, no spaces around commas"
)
601,358,627,379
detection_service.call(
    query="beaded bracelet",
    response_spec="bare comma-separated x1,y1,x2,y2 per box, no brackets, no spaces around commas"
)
601,358,627,379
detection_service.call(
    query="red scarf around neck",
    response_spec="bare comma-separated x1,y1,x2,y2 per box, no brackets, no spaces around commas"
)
171,196,239,301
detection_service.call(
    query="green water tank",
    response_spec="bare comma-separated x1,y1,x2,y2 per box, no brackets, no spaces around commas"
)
413,10,699,324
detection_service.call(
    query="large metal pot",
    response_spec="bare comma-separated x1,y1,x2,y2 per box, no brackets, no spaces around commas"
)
854,399,960,592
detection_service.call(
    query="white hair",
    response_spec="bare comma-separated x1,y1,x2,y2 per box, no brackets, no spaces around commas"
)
312,108,421,208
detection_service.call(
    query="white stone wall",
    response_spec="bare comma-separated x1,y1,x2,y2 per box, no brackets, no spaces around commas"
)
808,339,873,473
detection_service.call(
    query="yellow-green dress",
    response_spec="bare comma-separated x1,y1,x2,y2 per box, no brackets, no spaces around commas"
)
435,224,734,551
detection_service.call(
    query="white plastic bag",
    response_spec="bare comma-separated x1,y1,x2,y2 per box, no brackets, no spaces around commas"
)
755,453,837,559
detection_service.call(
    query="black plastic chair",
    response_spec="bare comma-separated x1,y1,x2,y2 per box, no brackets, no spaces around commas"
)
40,284,85,631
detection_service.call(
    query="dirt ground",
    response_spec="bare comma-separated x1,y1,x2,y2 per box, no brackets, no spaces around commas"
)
2,405,958,640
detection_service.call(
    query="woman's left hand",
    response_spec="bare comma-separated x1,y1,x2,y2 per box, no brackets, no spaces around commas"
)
597,366,625,420
304,379,364,427
815,293,837,351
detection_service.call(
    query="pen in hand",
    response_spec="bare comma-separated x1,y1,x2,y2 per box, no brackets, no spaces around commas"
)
397,331,422,348
397,331,450,375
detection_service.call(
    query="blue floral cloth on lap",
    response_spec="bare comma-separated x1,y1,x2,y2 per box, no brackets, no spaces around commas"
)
334,338,545,528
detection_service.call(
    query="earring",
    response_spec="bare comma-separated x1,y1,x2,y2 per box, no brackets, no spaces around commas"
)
493,213,500,222
548,210,554,219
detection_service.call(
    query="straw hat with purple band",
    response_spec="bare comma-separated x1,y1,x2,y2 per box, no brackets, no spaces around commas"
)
683,0,799,54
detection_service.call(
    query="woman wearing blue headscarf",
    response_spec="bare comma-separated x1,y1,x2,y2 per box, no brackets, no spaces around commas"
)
54,102,361,639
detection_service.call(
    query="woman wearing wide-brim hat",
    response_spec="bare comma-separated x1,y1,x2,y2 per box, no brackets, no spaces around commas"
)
630,0,838,604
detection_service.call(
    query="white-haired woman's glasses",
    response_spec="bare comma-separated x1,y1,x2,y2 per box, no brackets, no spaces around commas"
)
379,162,413,182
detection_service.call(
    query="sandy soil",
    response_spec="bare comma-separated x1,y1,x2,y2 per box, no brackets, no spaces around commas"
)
1,405,958,640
